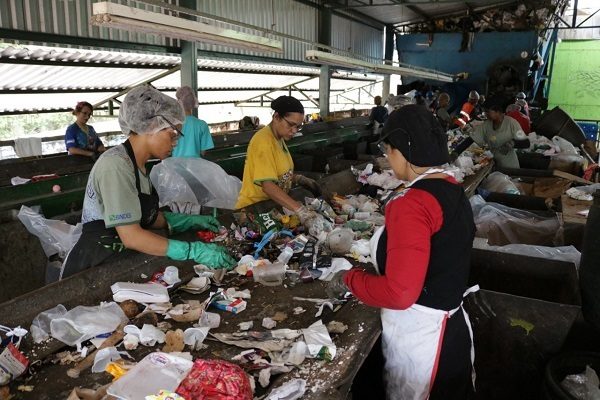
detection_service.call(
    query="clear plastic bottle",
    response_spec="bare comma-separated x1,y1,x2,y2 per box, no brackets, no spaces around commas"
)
277,246,294,265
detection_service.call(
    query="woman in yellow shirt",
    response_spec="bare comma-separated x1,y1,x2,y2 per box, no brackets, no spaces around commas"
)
236,96,323,223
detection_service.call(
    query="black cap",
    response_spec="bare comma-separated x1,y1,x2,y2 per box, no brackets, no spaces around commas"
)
271,95,304,115
381,104,449,167
483,95,510,113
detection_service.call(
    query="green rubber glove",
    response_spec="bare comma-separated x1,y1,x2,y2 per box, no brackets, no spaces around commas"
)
166,239,236,269
164,212,220,235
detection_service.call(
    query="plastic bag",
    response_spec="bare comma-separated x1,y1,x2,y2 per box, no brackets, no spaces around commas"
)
17,205,82,258
175,359,253,400
150,157,241,211
473,238,581,269
50,302,127,347
470,195,563,246
552,136,579,155
108,352,193,399
560,365,600,400
480,172,521,195
30,304,67,343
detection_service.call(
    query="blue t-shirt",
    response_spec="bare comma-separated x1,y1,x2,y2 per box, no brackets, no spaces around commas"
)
171,115,215,158
65,123,103,152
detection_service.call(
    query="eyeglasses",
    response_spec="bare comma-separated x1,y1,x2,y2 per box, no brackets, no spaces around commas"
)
155,114,184,137
377,141,389,157
282,116,304,132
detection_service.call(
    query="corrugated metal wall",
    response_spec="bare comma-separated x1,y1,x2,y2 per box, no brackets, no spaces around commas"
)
0,0,180,46
330,14,383,62
195,0,317,61
0,0,382,62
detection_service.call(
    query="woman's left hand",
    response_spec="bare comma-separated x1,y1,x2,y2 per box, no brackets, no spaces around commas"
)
326,271,349,299
164,212,220,234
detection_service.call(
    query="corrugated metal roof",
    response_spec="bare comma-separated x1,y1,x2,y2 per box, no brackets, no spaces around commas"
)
0,44,380,113
325,0,546,27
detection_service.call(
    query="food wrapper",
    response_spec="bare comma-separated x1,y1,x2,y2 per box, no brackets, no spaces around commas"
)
176,359,252,400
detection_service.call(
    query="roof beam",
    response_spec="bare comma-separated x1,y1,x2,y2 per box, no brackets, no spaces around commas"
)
393,0,518,28
0,28,180,55
294,0,384,30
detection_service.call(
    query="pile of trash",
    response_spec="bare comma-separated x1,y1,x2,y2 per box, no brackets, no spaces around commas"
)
2,191,387,398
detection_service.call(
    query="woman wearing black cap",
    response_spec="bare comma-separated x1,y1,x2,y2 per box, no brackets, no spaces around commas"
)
328,105,477,399
236,96,323,219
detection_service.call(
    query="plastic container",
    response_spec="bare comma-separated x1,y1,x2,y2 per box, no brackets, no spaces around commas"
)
253,261,286,286
277,247,294,265
163,266,180,285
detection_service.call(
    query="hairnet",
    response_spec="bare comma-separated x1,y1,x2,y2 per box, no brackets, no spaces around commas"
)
516,92,526,100
176,86,198,110
119,85,184,135
271,95,304,115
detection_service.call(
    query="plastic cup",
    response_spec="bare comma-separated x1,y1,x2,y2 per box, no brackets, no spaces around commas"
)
253,261,286,286
163,266,180,285
199,311,221,329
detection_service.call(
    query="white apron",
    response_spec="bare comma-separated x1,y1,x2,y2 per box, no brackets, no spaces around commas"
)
370,168,478,400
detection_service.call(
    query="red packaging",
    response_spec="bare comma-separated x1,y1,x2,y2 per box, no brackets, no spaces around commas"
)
176,359,252,400
196,231,217,242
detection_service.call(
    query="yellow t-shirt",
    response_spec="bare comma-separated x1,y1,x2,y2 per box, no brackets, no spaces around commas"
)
235,125,294,209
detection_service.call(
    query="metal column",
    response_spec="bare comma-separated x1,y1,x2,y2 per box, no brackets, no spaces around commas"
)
382,24,395,100
180,0,198,117
319,65,331,116
318,7,332,117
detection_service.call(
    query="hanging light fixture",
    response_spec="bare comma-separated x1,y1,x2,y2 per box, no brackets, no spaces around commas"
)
305,50,459,82
91,1,283,53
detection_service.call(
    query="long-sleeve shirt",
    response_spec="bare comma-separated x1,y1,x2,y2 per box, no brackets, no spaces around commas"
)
344,185,444,310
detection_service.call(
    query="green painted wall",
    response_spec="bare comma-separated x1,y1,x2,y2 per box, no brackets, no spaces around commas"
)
548,40,600,121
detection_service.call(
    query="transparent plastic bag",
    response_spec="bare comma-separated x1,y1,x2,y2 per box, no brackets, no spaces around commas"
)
480,172,521,195
30,304,67,343
150,157,241,211
473,238,581,269
107,352,193,399
470,195,563,246
560,365,600,400
552,136,579,155
50,302,127,347
17,205,82,258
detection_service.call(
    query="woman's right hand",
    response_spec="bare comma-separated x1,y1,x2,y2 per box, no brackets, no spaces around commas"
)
166,239,236,269
189,242,236,269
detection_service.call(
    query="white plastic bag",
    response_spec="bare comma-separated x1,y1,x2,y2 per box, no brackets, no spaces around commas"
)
50,302,127,347
150,157,241,211
473,238,581,268
30,304,67,343
480,172,521,195
107,352,193,399
470,195,563,246
17,205,82,258
552,136,579,155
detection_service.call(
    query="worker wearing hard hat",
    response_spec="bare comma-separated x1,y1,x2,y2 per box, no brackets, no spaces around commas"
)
454,90,481,129
515,91,530,118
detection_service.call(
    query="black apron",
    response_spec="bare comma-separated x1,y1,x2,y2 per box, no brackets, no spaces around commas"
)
61,140,159,279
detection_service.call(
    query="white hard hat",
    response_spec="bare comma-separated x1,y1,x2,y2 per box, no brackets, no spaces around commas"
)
516,92,526,100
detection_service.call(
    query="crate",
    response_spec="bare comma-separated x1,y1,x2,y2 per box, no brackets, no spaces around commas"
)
576,121,598,141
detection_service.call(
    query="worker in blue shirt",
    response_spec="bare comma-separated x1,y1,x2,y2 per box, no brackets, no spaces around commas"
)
171,86,215,158
65,101,105,159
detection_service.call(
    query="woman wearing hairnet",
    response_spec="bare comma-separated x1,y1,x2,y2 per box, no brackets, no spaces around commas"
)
328,105,477,399
235,96,325,230
171,86,214,158
61,85,235,279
